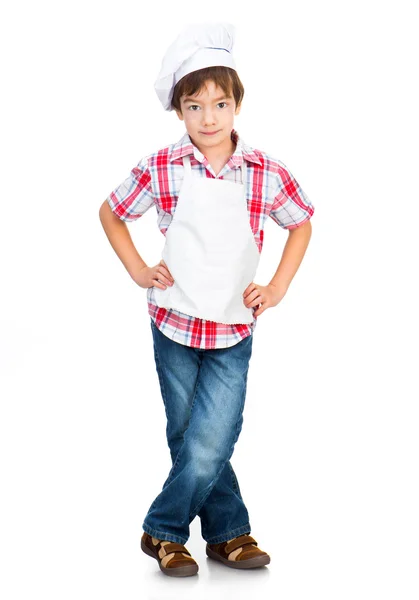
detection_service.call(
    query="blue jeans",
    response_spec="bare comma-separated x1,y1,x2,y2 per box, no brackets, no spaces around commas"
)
142,318,253,545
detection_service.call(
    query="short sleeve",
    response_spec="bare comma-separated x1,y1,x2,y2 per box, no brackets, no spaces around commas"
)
269,162,315,229
106,155,155,222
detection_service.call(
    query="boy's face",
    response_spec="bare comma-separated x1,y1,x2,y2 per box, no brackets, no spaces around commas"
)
175,80,241,153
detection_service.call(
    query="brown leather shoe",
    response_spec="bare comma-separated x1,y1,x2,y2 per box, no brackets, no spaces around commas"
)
206,534,270,569
141,532,199,577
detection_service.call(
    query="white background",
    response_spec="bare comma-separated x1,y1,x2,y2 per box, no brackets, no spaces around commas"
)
1,1,418,598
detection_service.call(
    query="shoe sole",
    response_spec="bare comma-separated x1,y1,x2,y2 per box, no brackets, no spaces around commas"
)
141,539,199,577
206,545,270,569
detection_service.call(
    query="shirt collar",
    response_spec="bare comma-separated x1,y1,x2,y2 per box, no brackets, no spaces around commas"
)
169,128,262,167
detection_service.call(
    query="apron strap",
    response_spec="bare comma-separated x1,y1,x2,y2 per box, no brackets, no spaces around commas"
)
241,160,247,187
182,154,191,174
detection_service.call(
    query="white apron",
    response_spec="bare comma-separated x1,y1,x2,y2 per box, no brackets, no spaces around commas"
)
153,153,260,324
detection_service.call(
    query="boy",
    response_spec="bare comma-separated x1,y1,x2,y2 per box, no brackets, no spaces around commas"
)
99,22,314,577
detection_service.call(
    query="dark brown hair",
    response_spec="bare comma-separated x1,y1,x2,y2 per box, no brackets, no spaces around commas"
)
171,66,244,113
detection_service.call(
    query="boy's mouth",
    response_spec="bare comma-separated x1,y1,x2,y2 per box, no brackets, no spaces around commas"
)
200,130,220,136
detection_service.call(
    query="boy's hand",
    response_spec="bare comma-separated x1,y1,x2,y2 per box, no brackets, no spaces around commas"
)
242,282,287,317
132,260,175,290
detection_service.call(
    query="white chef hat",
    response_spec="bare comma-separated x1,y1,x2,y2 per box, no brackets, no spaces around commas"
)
154,22,237,112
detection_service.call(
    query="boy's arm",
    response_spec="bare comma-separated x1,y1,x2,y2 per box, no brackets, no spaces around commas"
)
99,201,147,281
243,220,312,316
269,220,312,292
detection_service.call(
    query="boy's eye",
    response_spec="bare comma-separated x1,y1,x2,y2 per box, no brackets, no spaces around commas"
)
188,102,228,111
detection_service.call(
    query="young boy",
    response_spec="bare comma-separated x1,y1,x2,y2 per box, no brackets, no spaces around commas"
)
99,22,314,577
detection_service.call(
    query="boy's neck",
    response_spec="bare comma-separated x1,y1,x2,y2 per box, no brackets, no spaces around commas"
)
190,136,237,177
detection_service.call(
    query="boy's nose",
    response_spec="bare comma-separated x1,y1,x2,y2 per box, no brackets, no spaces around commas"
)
202,112,216,126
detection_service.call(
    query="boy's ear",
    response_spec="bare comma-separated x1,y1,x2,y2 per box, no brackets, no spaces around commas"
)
235,104,242,116
175,109,184,121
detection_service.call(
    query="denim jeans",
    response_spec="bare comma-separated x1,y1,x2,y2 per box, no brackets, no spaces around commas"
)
142,318,253,545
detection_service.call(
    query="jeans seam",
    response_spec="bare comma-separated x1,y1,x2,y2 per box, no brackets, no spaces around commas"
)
151,323,169,418
148,323,172,509
227,461,242,498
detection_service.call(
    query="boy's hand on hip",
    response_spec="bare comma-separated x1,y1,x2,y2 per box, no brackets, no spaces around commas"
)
242,282,287,317
132,260,175,290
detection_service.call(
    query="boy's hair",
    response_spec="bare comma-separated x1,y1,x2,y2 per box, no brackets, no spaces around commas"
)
171,66,244,113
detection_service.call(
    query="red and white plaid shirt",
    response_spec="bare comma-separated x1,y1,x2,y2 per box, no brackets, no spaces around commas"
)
107,128,314,349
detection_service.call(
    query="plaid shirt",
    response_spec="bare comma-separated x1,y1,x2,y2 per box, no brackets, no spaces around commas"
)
107,128,314,349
